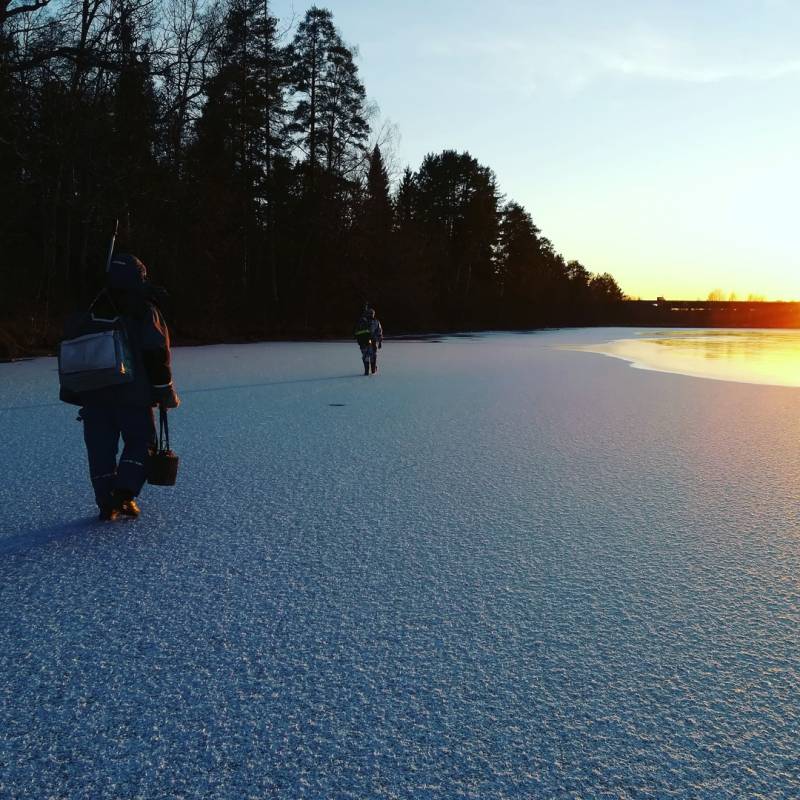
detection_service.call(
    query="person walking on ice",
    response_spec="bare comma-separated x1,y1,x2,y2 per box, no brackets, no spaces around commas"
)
60,254,180,521
353,304,383,375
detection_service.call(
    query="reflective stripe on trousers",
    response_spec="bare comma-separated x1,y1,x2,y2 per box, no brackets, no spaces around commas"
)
81,406,156,507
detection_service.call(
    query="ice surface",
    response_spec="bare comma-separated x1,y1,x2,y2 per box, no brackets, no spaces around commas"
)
1,329,799,799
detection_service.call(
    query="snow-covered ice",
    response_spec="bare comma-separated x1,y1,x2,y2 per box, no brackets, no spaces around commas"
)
1,328,799,799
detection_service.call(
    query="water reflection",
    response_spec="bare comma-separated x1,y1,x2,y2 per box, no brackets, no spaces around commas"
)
574,330,800,387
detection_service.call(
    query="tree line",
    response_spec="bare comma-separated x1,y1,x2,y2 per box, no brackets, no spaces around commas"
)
0,0,624,357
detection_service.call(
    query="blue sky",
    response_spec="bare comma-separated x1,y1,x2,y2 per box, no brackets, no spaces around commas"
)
272,1,800,300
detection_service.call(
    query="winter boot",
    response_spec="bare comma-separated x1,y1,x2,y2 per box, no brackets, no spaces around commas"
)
119,498,141,518
364,362,370,375
371,360,378,374
98,504,119,522
112,489,141,518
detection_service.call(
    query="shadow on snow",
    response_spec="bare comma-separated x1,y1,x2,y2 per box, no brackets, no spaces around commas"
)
0,516,109,557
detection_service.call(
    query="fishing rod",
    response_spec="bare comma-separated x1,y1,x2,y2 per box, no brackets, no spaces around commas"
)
105,218,119,272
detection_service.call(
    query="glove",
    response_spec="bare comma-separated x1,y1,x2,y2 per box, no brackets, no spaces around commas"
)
378,341,382,349
153,385,180,409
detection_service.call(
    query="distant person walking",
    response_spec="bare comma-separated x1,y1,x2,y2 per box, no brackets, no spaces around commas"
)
353,304,383,375
60,254,180,520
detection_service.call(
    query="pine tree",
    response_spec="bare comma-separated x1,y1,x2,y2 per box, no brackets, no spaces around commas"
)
285,6,370,328
319,37,368,178
589,272,624,302
414,150,499,327
288,6,367,186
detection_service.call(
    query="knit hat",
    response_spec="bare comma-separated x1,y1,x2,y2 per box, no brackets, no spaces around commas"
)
107,254,148,290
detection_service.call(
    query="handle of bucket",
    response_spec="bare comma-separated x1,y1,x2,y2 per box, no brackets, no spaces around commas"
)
159,405,170,451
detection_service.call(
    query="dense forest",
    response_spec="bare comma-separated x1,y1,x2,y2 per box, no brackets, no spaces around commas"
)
0,0,625,358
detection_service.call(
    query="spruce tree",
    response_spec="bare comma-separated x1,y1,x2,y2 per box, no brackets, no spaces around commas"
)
190,0,288,313
357,144,392,297
394,167,415,232
497,202,541,325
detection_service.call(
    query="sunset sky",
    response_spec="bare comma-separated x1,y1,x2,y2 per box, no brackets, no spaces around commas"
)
273,0,800,300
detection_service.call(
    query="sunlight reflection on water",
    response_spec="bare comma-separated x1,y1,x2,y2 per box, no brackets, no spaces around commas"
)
572,329,800,387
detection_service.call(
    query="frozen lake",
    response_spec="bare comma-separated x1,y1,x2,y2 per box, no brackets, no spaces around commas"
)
1,328,799,798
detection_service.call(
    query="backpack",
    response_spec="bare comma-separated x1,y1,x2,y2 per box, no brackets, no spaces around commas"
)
58,291,135,393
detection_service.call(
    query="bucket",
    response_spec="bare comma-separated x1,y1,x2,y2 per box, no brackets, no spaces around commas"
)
148,448,179,486
148,406,179,486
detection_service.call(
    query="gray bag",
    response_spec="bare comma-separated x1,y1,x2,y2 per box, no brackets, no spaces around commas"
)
58,316,134,393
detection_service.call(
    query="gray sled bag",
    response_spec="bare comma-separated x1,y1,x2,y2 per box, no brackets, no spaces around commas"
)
58,297,134,393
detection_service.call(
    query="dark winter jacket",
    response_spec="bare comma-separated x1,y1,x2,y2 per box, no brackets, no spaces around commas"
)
354,315,371,347
354,314,383,348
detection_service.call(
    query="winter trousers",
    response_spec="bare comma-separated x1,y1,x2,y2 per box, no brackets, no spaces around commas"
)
81,406,156,508
359,341,377,373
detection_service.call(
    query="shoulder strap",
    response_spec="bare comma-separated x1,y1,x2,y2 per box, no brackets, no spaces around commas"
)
88,288,121,324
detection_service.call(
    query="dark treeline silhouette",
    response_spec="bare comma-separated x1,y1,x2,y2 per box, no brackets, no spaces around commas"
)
0,0,625,359
620,299,800,328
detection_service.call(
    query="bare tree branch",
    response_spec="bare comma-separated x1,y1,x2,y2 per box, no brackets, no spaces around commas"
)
1,0,52,24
